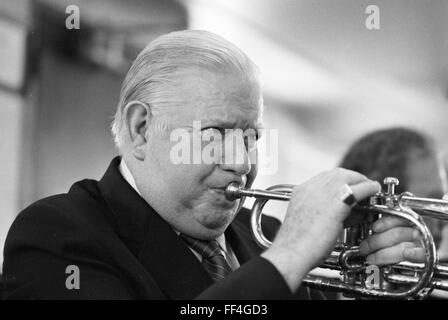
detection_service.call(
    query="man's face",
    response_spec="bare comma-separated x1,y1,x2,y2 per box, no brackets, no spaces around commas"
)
138,68,262,240
406,154,448,248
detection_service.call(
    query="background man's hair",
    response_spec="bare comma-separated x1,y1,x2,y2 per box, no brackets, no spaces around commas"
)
111,29,260,148
340,127,436,192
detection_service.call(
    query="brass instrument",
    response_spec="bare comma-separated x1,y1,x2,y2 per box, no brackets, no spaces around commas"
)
225,177,448,299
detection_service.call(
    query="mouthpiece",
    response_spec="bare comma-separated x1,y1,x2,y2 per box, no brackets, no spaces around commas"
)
225,183,291,201
225,182,242,201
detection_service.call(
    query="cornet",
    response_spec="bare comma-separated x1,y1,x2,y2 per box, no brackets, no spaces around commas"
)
225,177,448,299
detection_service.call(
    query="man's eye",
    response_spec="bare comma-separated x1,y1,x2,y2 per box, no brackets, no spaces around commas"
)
201,127,225,138
244,136,258,151
201,127,221,132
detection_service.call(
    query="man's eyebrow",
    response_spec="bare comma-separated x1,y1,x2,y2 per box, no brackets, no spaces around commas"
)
202,119,263,130
201,119,235,127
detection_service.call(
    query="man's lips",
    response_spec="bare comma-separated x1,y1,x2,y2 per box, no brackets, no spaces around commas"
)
209,179,246,202
213,179,246,191
210,186,240,200
211,184,244,193
210,187,230,195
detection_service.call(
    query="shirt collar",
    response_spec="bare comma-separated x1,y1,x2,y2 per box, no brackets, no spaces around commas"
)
119,159,141,196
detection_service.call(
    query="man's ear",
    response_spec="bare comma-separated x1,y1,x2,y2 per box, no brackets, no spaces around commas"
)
123,100,151,161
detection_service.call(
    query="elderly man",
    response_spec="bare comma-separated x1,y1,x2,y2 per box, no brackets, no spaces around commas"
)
2,30,424,299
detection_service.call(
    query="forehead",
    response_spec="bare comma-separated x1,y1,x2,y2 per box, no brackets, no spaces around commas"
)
167,68,263,127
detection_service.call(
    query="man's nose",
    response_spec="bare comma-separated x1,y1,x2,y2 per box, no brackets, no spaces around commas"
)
219,136,251,176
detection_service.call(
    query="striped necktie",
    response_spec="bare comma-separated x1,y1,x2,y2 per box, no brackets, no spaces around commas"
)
180,234,233,282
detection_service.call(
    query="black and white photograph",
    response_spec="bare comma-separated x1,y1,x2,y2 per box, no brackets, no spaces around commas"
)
1,0,448,307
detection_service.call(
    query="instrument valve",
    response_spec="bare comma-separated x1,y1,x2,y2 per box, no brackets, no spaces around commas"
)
383,177,400,208
384,177,399,196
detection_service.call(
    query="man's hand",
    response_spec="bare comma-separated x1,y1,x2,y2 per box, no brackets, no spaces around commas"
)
437,224,448,261
359,216,425,264
262,168,380,292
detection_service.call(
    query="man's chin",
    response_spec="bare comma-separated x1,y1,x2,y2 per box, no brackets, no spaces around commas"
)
194,209,236,236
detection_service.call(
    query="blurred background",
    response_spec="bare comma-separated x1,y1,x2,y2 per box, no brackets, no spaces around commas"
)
0,0,448,270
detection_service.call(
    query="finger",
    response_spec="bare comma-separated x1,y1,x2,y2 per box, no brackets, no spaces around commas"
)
372,216,413,233
348,180,381,204
333,168,369,185
402,247,426,263
365,242,424,265
437,225,448,261
359,227,419,255
438,250,448,262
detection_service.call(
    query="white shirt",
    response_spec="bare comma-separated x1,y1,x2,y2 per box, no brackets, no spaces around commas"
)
118,159,240,269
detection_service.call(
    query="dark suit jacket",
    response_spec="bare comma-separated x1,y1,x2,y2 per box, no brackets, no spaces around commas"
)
2,157,324,299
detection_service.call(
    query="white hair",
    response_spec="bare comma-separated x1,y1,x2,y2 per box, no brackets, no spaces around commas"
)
111,29,260,149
